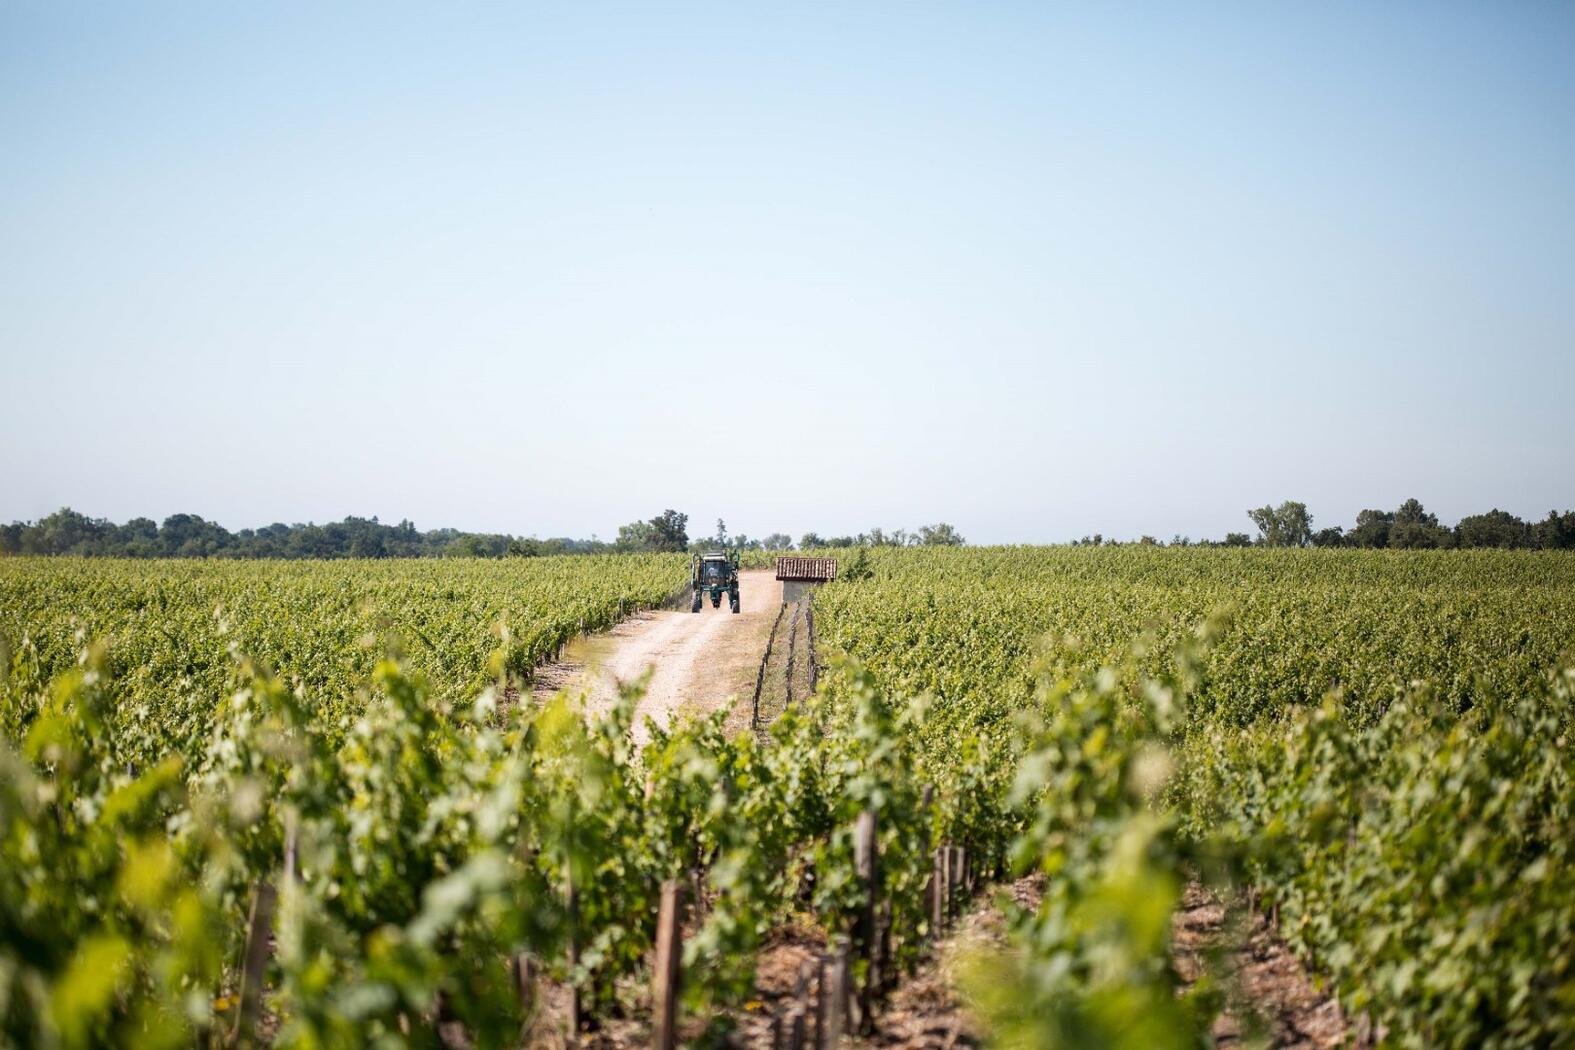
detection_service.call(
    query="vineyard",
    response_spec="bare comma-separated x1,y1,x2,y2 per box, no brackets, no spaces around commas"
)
2,549,1572,1048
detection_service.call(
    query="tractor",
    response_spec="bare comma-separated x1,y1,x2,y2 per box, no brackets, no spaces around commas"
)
692,550,741,613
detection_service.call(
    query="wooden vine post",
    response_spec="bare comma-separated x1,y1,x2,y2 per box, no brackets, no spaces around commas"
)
781,958,815,1050
852,808,880,1033
652,880,684,1050
806,596,819,692
784,1004,807,1050
819,943,849,1048
919,786,936,944
932,846,948,931
510,954,535,1019
567,861,582,1035
232,822,298,1047
231,879,276,1046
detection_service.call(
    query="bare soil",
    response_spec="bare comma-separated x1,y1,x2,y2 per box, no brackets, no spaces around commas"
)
723,880,1048,1049
533,569,782,744
1172,884,1351,1048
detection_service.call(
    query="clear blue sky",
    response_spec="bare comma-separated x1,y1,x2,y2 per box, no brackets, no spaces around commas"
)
3,2,1571,543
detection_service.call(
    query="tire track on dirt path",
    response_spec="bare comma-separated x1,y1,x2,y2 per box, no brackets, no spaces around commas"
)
534,569,783,745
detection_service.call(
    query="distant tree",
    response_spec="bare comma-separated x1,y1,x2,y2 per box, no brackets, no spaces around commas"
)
1388,499,1453,548
917,522,966,547
446,535,490,557
125,522,162,556
291,524,336,559
116,516,159,552
714,518,728,546
1139,535,1159,546
1170,535,1192,547
825,536,858,548
1533,510,1575,550
159,513,232,557
646,509,688,552
1394,498,1432,526
761,533,793,551
864,527,912,547
507,538,544,557
1455,509,1532,549
1311,526,1345,548
615,520,656,552
799,532,825,549
1348,509,1394,548
1247,501,1313,547
27,507,115,555
1390,526,1432,550
1221,532,1253,547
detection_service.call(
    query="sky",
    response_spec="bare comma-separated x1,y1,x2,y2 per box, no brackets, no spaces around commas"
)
2,2,1572,544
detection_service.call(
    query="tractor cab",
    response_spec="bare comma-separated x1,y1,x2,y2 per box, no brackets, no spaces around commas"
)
699,554,731,585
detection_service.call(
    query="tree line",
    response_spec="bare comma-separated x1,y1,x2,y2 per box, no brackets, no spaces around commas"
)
0,509,556,559
0,507,969,559
607,513,967,553
8,501,1566,558
1229,499,1574,549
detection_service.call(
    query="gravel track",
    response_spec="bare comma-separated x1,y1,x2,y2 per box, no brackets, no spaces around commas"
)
534,568,782,744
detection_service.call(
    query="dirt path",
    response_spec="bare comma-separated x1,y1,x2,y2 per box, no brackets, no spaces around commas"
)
534,569,782,744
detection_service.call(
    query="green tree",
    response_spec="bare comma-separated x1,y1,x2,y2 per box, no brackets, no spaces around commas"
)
1389,498,1452,549
1311,526,1345,547
1532,510,1575,550
30,507,113,554
446,535,490,557
1348,509,1394,548
159,513,231,557
761,533,793,551
1246,501,1313,547
116,517,160,557
647,509,689,553
918,522,966,546
799,532,825,549
615,520,656,552
1456,509,1532,549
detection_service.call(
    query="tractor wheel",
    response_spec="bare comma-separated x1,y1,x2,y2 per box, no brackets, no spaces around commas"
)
730,595,740,614
691,594,702,613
